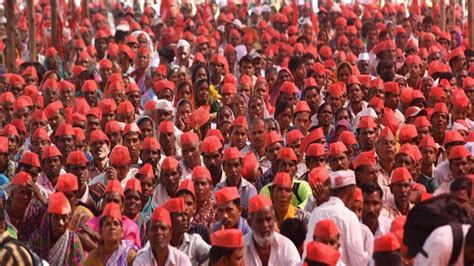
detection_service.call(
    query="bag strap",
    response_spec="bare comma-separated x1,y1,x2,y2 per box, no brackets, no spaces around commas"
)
449,223,464,265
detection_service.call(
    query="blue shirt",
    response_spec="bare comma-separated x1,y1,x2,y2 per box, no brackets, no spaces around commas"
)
211,217,251,235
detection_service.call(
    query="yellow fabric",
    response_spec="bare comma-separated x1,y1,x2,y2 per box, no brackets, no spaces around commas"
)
69,205,94,232
84,248,137,266
276,205,297,228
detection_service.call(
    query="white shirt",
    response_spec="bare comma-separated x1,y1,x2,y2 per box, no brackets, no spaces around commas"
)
306,196,369,266
88,168,138,188
243,231,301,266
178,233,211,265
434,160,452,186
375,215,393,238
133,244,192,266
414,224,471,266
152,183,173,207
360,223,374,260
434,181,452,196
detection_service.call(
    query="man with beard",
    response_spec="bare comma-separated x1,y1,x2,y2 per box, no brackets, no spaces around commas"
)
361,182,392,238
152,156,181,206
180,132,203,179
213,186,251,235
37,145,63,195
202,136,225,186
133,207,191,265
54,124,76,165
306,170,369,266
139,137,161,176
381,167,413,220
243,194,300,265
162,198,210,265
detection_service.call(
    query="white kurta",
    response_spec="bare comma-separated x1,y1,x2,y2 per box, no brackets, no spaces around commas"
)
133,245,192,266
243,231,301,266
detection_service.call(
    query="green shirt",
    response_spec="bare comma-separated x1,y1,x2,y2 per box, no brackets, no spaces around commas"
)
260,179,312,209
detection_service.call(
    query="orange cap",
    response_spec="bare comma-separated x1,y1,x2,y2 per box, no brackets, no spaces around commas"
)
192,166,211,181
448,145,471,160
19,152,40,167
109,145,131,167
55,173,78,192
248,194,273,213
161,156,179,171
308,166,330,187
125,178,142,194
41,145,62,160
328,141,347,156
162,197,186,213
306,241,341,266
353,150,377,169
202,136,223,154
390,167,412,184
215,187,240,205
374,233,401,252
314,219,339,238
273,172,292,188
47,192,72,215
181,132,200,146
11,171,32,186
211,229,243,248
151,207,172,228
223,147,242,161
277,147,298,161
102,202,122,220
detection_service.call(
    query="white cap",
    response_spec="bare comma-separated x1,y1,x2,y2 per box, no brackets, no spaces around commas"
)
176,39,190,50
262,5,271,13
453,122,469,133
330,4,342,13
233,19,242,29
116,23,130,32
330,170,356,189
464,142,474,158
156,100,174,111
250,7,261,15
358,53,370,61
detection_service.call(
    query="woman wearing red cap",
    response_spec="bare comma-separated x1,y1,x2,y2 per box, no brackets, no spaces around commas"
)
85,202,137,266
29,192,85,265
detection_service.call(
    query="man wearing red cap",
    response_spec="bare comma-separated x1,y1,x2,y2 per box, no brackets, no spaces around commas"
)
0,136,15,182
37,145,64,195
212,186,252,235
244,194,300,265
375,128,397,190
133,207,192,265
152,156,181,207
304,241,341,266
214,147,257,215
209,229,244,265
361,182,392,239
434,145,472,196
123,123,142,166
306,170,369,266
88,129,111,183
382,167,414,220
256,131,285,191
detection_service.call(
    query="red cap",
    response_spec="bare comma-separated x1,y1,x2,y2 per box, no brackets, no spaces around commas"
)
384,82,400,94
123,123,141,136
66,151,88,166
294,101,311,113
32,128,50,142
190,106,211,128
354,187,363,202
414,116,432,128
328,141,347,156
306,241,340,265
222,83,237,94
105,121,122,134
47,192,71,215
99,99,117,114
202,136,223,154
42,145,62,160
431,103,449,117
176,179,195,197
158,120,174,134
117,101,135,115
109,145,131,167
154,80,176,92
286,129,304,144
102,202,122,220
449,145,471,160
105,179,124,197
306,143,325,157
125,178,142,194
55,123,75,137
399,124,418,143
353,151,377,169
390,216,407,233
211,229,243,248
192,166,211,182
301,128,325,152
374,233,401,252
357,116,377,129
161,156,179,171
223,147,242,161
314,219,339,238
0,92,15,104
19,152,40,167
444,130,464,145
419,135,437,150
55,173,78,192
180,132,200,146
44,101,64,118
215,186,240,205
11,171,32,186
447,47,465,62
279,81,298,94
327,83,344,96
90,129,110,143
308,166,330,187
273,172,292,188
137,163,154,179
338,131,357,145
231,116,248,129
397,143,418,161
162,197,186,213
141,137,160,151
242,152,259,180
248,194,273,213
1,124,18,138
390,167,412,184
81,80,98,93
151,207,172,228
264,131,284,148
277,147,298,161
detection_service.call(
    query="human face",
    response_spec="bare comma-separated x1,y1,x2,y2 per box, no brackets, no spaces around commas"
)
223,158,242,186
351,200,363,220
232,95,247,117
279,92,296,106
230,126,247,150
304,88,321,113
357,165,379,185
420,147,436,165
318,104,333,126
138,120,154,139
56,135,75,155
104,192,124,207
203,150,222,176
124,189,142,218
177,84,192,102
240,62,254,76
100,216,124,243
358,127,376,151
248,98,264,120
348,84,363,103
451,189,471,209
294,112,311,135
431,112,448,134
314,234,340,250
31,138,51,157
141,148,160,166
123,133,140,159
193,178,212,204
160,168,181,195
391,180,412,205
181,142,200,169
449,158,471,177
196,82,209,104
50,213,71,238
385,92,400,110
148,220,172,251
60,87,75,107
395,154,416,176
249,120,265,149
67,163,89,187
278,159,297,177
217,200,242,229
86,116,101,135
137,174,154,203
127,91,141,108
271,185,292,211
276,108,292,132
250,208,275,247
217,108,233,127
171,210,190,235
266,142,282,165
11,185,33,211
338,67,351,83
159,132,176,156
179,193,196,219
329,153,349,171
362,191,383,226
43,156,62,179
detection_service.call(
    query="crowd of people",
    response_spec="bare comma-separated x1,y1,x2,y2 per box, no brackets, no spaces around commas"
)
0,0,474,265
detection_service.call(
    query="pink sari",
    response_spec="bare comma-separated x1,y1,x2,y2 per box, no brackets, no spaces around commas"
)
87,215,142,249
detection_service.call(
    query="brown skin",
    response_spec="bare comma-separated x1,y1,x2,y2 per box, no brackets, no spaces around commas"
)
248,207,275,265
123,189,142,220
149,220,172,265
362,191,383,234
271,185,292,227
390,180,412,215
99,216,125,264
223,158,243,187
161,167,181,197
216,200,242,230
193,178,213,210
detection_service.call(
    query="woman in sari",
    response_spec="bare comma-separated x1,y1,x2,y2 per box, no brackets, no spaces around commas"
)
29,192,85,265
85,202,137,266
123,178,149,245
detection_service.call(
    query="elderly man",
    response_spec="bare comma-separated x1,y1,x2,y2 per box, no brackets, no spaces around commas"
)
381,167,414,220
214,147,257,216
133,207,192,265
306,170,369,266
152,156,182,206
435,145,472,195
243,194,301,265
202,136,225,186
180,131,202,179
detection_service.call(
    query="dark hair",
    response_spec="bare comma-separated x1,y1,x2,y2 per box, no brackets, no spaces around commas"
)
422,16,435,25
361,181,384,198
317,103,331,116
362,22,377,39
194,78,209,90
114,30,128,44
99,215,123,229
0,208,4,223
304,259,328,266
158,46,175,64
280,218,307,250
274,101,293,118
175,189,196,201
334,107,352,122
209,246,237,265
238,55,253,67
377,60,395,77
450,177,472,198
191,64,209,83
373,251,403,266
465,226,474,246
265,66,278,77
288,56,304,75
